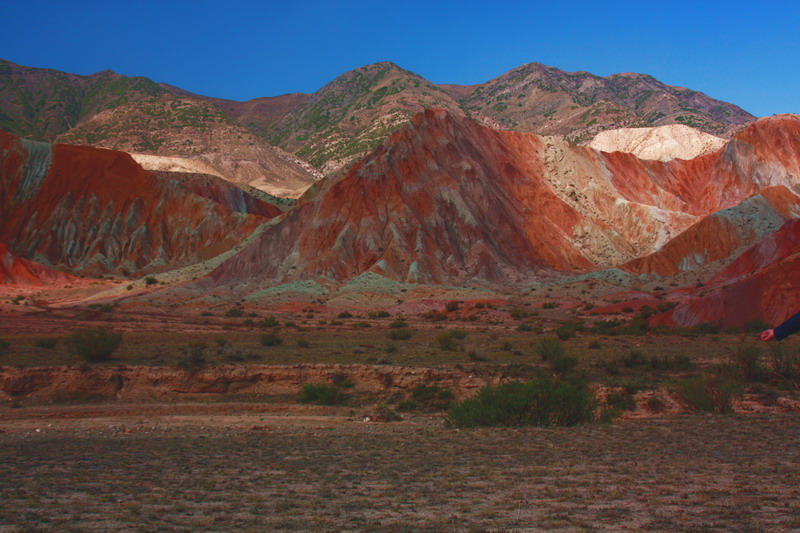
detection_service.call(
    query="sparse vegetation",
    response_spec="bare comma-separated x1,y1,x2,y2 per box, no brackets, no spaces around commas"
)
34,337,58,349
68,327,122,362
448,375,597,427
260,332,283,347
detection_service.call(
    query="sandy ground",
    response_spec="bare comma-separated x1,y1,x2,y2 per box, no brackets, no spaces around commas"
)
1,407,799,531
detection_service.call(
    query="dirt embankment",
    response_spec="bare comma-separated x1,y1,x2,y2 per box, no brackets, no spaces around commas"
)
0,364,499,403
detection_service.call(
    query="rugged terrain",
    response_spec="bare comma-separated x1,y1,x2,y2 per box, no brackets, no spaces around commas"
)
0,131,275,277
1,59,755,178
194,111,800,306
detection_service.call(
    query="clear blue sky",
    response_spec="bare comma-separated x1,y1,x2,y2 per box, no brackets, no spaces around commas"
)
2,0,798,117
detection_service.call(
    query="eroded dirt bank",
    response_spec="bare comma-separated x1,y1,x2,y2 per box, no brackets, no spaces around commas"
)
0,363,499,403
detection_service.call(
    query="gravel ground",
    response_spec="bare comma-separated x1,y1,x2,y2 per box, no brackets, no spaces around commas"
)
1,412,799,531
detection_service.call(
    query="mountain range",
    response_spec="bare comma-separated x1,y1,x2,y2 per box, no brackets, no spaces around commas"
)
2,58,798,329
1,59,755,185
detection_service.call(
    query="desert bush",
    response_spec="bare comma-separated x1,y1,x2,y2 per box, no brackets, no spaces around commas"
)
389,329,413,341
605,388,637,412
389,319,408,329
68,327,122,362
299,383,348,405
368,311,391,319
225,307,244,318
679,373,744,414
144,276,158,285
437,331,461,351
448,375,597,428
297,338,310,348
0,338,10,350
260,332,283,346
337,311,353,318
744,319,770,333
509,307,529,319
535,337,565,362
636,305,656,319
769,343,800,382
178,342,207,371
588,340,601,349
445,300,460,312
622,350,646,368
517,324,533,332
551,355,578,375
542,302,557,309
422,311,447,321
35,337,58,349
692,322,721,335
398,385,455,411
555,324,578,340
258,317,279,327
732,345,766,382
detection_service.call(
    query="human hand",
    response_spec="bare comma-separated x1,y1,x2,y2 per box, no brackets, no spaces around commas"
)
760,329,775,342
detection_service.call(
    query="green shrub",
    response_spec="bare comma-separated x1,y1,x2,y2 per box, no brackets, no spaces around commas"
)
0,338,10,350
732,345,765,382
259,316,279,327
437,331,461,351
178,342,207,371
769,344,800,382
299,383,348,405
422,311,447,321
389,329,413,340
353,322,371,328
744,319,770,333
398,385,455,411
535,338,565,362
144,276,158,285
225,307,244,318
692,322,721,335
517,324,533,332
337,311,353,318
68,327,122,362
297,338,310,348
679,374,744,414
260,332,283,346
542,302,557,309
588,340,601,349
448,376,597,427
445,300,460,312
368,311,391,319
389,319,408,329
622,350,646,368
34,337,58,349
555,324,577,340
551,355,578,375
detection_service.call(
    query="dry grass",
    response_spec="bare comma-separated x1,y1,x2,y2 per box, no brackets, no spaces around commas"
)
1,414,799,531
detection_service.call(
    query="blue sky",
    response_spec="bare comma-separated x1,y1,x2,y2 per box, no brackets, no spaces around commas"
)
2,0,798,116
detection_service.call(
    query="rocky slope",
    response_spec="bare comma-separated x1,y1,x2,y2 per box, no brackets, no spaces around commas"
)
653,217,800,328
589,124,727,161
0,132,274,277
0,241,75,285
264,62,464,174
54,95,320,198
455,63,755,144
620,185,800,278
198,112,800,293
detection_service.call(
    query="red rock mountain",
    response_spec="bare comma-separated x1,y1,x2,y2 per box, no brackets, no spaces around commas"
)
0,131,276,277
0,241,74,284
200,111,800,291
652,217,800,328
